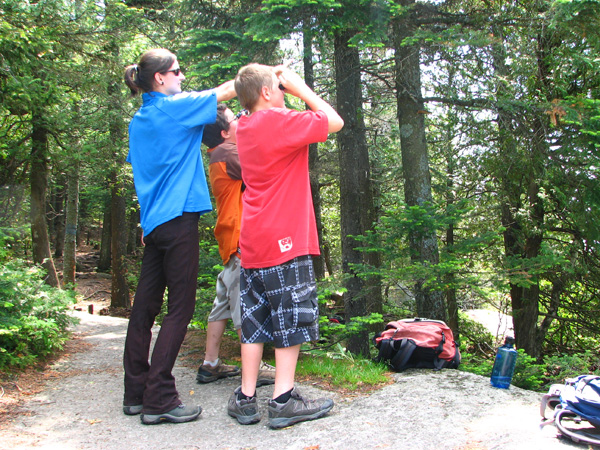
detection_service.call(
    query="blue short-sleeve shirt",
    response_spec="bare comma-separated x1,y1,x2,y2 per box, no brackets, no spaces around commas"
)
127,90,217,235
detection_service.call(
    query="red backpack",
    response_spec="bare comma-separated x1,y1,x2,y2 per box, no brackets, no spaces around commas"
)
373,318,461,371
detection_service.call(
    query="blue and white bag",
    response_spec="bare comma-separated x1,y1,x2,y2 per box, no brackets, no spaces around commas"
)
540,375,600,445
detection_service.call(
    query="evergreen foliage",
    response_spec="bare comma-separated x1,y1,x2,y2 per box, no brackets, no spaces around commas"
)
0,0,599,375
0,235,77,371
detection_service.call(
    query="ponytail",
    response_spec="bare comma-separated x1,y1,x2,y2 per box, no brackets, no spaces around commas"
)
124,49,176,97
124,65,141,97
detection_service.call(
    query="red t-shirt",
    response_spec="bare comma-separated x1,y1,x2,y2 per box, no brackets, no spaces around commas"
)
236,108,329,268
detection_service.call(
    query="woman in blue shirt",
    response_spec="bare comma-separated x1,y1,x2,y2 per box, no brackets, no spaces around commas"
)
122,48,236,425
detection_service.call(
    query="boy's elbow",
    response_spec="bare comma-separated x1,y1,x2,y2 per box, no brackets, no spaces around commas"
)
329,117,344,133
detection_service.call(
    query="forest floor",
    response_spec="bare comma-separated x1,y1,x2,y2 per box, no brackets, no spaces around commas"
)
0,248,585,450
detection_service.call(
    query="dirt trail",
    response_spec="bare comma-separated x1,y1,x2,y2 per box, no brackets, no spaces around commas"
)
0,311,581,450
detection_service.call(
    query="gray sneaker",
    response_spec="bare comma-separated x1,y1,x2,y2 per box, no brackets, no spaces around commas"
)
256,361,276,387
267,387,334,429
227,386,261,425
123,404,143,415
196,361,241,383
141,404,201,425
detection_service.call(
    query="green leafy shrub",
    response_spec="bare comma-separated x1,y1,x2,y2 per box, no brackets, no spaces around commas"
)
458,311,600,391
457,310,496,356
459,348,545,391
0,259,77,371
458,312,545,390
512,349,545,391
189,238,223,329
459,352,494,378
316,280,384,348
544,351,600,382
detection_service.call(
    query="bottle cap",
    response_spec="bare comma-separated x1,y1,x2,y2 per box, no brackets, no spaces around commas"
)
505,336,515,345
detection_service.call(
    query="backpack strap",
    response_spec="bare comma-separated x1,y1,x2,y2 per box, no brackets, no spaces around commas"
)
375,338,395,363
555,408,600,446
431,331,446,370
389,338,417,372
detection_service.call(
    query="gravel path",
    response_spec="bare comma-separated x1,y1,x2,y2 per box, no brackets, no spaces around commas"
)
0,311,583,450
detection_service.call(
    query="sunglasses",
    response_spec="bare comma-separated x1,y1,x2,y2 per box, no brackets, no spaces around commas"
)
163,68,182,76
278,83,285,91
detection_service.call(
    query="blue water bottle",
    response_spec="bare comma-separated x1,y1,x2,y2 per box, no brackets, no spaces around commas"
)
490,336,517,389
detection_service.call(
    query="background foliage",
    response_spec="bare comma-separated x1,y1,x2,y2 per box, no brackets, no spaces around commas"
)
0,0,599,387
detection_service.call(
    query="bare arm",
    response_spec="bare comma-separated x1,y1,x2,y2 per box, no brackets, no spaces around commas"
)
275,67,344,133
214,80,237,102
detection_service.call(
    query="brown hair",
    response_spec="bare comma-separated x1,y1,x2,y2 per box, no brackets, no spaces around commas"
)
124,49,176,97
234,63,275,111
202,104,230,148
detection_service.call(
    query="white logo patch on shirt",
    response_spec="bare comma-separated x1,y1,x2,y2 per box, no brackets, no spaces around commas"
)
278,237,293,253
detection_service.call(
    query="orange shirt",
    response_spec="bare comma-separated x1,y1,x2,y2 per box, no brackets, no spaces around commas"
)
207,142,243,265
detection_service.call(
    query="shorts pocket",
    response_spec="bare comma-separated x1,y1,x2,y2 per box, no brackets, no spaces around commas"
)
290,283,318,328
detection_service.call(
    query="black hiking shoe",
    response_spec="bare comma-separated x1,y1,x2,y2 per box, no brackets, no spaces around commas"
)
267,387,333,429
227,387,260,425
141,404,201,425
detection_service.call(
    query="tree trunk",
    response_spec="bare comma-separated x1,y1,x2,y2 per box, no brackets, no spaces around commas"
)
303,22,327,280
127,206,140,255
445,223,459,338
98,202,111,271
110,172,130,309
393,1,445,321
107,71,130,309
30,110,60,288
444,121,459,338
50,180,65,258
501,201,542,357
492,24,546,358
334,29,381,356
499,125,545,358
63,160,80,287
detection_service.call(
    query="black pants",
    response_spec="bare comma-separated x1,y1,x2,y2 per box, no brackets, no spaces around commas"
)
123,212,199,414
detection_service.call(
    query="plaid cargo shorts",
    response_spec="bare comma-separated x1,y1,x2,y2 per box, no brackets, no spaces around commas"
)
239,255,319,348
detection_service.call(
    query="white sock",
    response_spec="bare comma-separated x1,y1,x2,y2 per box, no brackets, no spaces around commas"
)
203,358,219,367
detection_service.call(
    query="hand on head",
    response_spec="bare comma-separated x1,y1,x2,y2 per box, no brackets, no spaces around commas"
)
273,64,308,98
272,60,292,78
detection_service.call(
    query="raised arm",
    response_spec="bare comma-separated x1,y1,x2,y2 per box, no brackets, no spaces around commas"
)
275,67,344,134
214,80,237,102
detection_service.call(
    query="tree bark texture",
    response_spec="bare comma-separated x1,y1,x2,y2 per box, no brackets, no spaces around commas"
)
303,22,326,280
63,160,80,287
107,74,130,309
393,2,445,321
492,24,545,358
334,29,380,356
110,174,130,309
30,109,60,288
444,119,459,337
98,202,111,271
127,207,140,255
50,180,65,258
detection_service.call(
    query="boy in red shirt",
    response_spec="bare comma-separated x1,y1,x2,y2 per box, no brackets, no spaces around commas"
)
227,63,343,428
